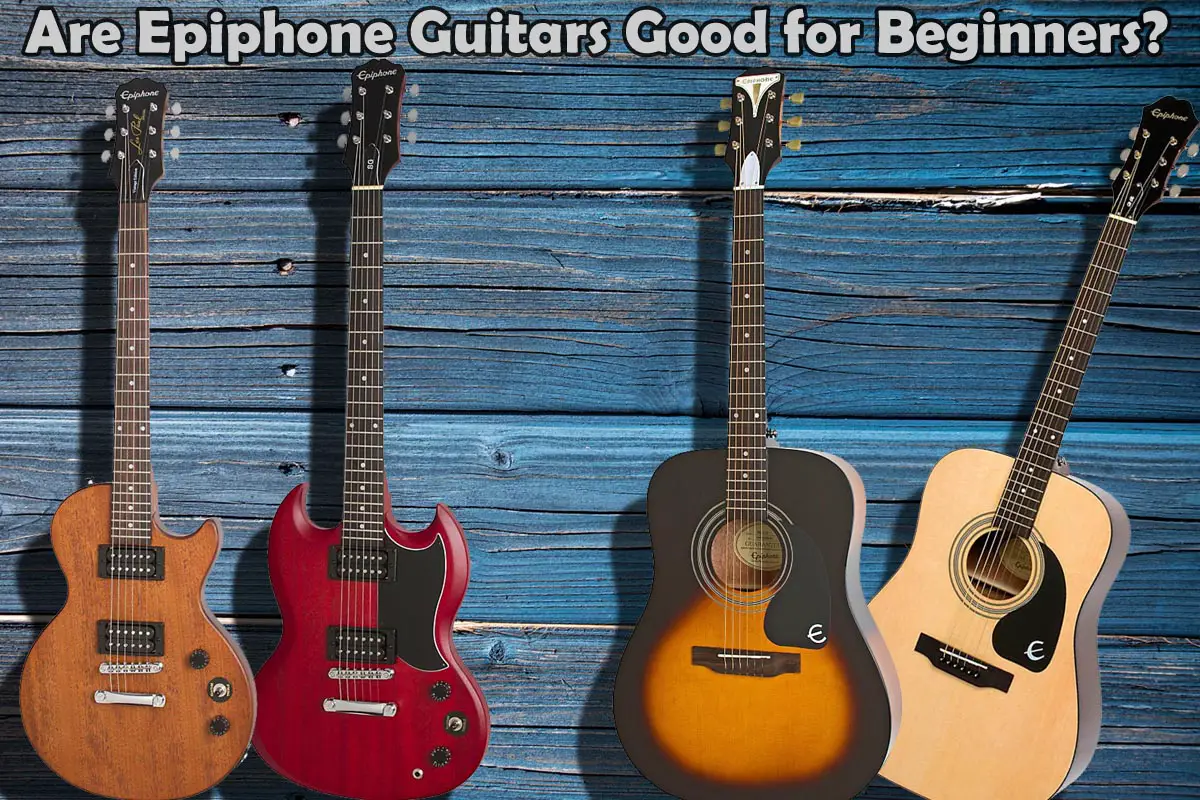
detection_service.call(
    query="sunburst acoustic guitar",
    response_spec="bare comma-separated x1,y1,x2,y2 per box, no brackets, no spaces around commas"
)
870,96,1198,800
613,68,900,800
19,79,256,800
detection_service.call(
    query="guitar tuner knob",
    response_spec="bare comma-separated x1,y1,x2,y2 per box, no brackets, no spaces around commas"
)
1120,148,1131,161
100,150,111,164
1109,167,1121,181
408,83,420,97
169,147,181,161
714,143,727,157
717,120,731,133
787,116,803,127
208,715,230,736
407,131,417,145
189,649,210,669
104,104,115,119
790,92,805,105
430,681,452,701
104,128,114,141
719,98,732,110
407,109,418,122
170,126,181,138
429,746,451,768
337,134,348,150
786,140,802,151
1178,164,1191,177
1128,126,1139,141
340,110,351,126
343,87,353,102
1169,185,1182,198
1189,143,1199,157
170,101,182,115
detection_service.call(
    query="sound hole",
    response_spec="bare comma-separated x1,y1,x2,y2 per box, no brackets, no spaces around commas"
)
709,518,784,592
965,533,1034,601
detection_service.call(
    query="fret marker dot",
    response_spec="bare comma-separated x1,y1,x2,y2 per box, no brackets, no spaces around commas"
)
1050,434,1056,440
744,249,750,255
742,473,748,479
362,298,368,304
128,486,133,491
129,263,135,268
362,375,367,381
129,345,134,351
129,306,134,312
359,506,365,511
360,523,365,529
362,339,368,345
129,381,134,386
128,505,133,511
128,464,134,470
363,251,368,258
744,293,750,299
744,367,750,373
1056,389,1062,394
1082,318,1088,324
373,423,379,429
733,413,739,419
744,333,750,338
360,485,365,491
743,451,748,457
350,423,355,428
1021,488,1027,493
117,426,123,432
1028,467,1034,473
139,426,145,432
360,462,366,468
128,522,134,528
754,413,760,419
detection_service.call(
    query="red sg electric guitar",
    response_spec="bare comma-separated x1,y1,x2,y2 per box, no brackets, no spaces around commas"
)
252,59,490,800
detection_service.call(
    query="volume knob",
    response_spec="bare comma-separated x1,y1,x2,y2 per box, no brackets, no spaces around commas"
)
189,649,210,669
209,715,230,736
430,746,451,767
430,681,451,701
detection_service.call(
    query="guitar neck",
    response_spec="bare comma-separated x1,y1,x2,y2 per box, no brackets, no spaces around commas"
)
995,214,1137,535
727,186,767,518
342,186,387,547
112,200,152,545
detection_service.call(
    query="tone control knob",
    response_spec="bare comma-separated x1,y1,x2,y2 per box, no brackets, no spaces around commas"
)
444,712,468,736
209,715,230,736
430,681,451,701
430,746,451,768
189,649,210,669
208,677,232,702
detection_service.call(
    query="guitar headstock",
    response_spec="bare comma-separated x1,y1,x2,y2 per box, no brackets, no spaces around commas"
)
341,59,406,187
1110,96,1197,219
721,70,789,189
106,78,168,201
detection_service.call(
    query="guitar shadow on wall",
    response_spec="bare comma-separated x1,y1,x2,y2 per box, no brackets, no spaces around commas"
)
0,123,120,798
575,113,729,800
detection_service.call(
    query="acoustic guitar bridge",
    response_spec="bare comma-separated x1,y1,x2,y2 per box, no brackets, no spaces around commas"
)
691,646,800,677
916,633,1012,693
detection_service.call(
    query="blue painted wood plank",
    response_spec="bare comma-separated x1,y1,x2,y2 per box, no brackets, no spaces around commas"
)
1,193,1197,419
0,411,1196,633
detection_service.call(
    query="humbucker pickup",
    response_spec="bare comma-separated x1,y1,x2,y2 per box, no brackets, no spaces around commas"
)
691,646,800,677
97,620,164,657
328,545,396,582
326,626,397,664
98,545,165,580
916,633,1013,693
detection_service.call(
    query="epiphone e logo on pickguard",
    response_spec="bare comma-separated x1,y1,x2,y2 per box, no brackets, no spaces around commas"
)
1152,108,1189,121
358,68,398,81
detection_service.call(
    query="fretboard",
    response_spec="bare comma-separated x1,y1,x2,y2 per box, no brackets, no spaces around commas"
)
995,215,1136,535
112,201,152,543
727,187,767,518
342,187,386,547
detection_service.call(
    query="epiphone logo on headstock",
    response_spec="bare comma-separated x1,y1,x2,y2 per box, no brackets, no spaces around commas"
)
120,89,160,100
1152,108,1189,122
734,73,780,117
358,68,398,81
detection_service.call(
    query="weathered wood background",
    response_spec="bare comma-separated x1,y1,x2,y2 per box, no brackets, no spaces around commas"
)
1,1,1198,797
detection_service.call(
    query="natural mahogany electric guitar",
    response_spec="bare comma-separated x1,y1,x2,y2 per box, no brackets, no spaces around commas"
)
614,69,899,800
20,80,256,800
870,97,1198,800
253,59,489,800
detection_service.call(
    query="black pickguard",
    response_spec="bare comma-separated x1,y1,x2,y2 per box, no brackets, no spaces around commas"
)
763,521,830,650
377,535,448,671
992,542,1066,673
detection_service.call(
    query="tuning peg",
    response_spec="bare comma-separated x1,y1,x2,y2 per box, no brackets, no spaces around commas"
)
790,92,805,105
340,110,351,126
406,130,417,145
714,143,727,157
169,101,181,116
169,125,181,138
342,86,352,102
169,147,180,160
1109,167,1122,180
1190,143,1199,157
1120,148,1131,161
1129,126,1140,141
337,133,348,150
103,128,114,141
1179,164,1191,177
1169,185,1182,198
105,104,115,120
408,83,420,97
786,140,802,151
100,150,112,164
719,98,732,111
786,116,803,127
717,120,731,133
407,108,419,123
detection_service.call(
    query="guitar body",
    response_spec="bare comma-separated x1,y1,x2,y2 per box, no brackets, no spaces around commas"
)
20,483,255,800
615,447,898,800
254,484,489,800
871,448,1129,800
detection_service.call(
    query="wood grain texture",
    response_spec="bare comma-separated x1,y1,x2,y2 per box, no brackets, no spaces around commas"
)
0,192,1197,419
0,411,1195,635
19,484,255,800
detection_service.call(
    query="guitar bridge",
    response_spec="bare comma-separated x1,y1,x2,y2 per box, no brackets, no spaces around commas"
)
916,633,1012,693
98,545,164,580
691,646,800,677
326,626,397,664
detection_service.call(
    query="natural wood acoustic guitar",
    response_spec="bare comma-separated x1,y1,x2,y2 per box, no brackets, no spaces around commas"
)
870,96,1198,800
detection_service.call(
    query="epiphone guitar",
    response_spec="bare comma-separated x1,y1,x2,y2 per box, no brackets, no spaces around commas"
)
252,59,489,800
614,69,899,800
870,97,1198,800
20,79,256,799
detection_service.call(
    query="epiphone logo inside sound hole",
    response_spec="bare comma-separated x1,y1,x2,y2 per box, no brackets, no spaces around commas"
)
950,513,1044,616
691,503,793,610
